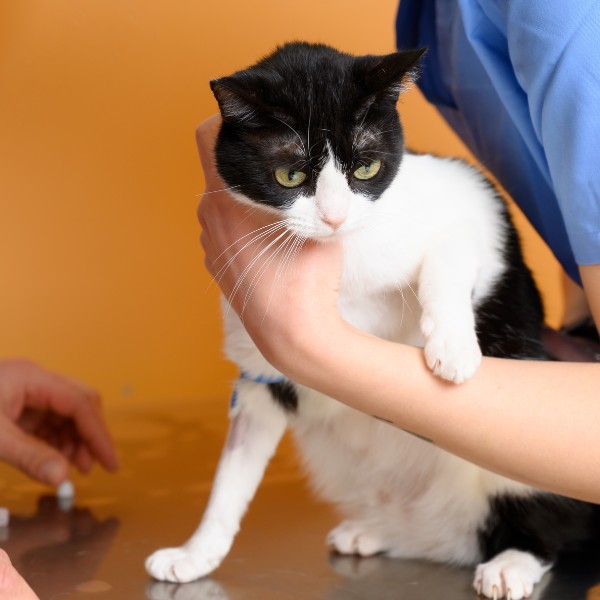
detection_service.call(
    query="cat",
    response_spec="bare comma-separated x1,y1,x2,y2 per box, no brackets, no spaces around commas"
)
146,42,600,599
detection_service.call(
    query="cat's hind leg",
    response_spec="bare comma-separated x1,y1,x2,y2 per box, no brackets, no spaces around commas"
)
146,379,288,583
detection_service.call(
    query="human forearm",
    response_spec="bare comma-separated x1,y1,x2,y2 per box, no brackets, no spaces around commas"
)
277,321,600,503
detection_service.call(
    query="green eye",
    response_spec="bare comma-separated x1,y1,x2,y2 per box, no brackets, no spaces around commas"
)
275,167,307,188
353,159,382,180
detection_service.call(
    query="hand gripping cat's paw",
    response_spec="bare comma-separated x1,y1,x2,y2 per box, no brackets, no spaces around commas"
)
421,315,482,384
473,549,551,599
145,546,223,583
327,520,385,557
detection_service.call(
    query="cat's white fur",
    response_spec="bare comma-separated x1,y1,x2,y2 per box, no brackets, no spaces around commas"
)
146,153,547,599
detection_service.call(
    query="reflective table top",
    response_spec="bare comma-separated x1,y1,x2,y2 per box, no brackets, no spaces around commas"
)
1,400,599,600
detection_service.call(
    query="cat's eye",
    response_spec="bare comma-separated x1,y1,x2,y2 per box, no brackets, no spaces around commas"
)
274,167,307,188
353,160,382,180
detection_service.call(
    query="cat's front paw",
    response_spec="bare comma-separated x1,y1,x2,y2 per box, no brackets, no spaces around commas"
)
421,315,482,384
473,549,551,599
145,546,224,583
327,520,385,557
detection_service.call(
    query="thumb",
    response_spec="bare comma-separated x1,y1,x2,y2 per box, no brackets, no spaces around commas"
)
0,420,68,486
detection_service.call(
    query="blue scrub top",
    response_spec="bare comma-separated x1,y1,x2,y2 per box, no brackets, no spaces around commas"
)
396,0,600,285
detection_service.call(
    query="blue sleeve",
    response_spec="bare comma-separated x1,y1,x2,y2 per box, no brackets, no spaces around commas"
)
503,1,600,271
396,0,600,284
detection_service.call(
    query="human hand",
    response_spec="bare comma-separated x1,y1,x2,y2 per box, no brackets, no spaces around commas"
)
0,359,118,486
0,549,39,600
196,115,345,374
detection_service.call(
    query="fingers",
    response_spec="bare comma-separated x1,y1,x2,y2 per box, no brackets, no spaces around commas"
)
0,418,68,485
40,387,118,474
2,360,118,474
74,444,94,473
0,549,40,600
17,408,93,473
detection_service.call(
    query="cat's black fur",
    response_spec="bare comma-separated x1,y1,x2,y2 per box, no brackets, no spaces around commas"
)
475,195,547,359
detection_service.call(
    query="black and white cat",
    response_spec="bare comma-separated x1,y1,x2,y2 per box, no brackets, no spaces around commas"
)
146,43,600,598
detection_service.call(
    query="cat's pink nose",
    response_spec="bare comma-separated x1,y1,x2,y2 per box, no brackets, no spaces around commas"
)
322,215,345,230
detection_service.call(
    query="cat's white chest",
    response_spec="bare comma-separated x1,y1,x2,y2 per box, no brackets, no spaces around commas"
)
338,287,423,346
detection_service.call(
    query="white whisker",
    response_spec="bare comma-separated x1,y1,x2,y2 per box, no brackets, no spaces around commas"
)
263,233,306,323
353,105,372,151
307,106,312,162
225,228,290,320
210,220,288,286
398,284,408,326
404,278,422,307
196,185,242,197
272,117,307,155
242,230,295,313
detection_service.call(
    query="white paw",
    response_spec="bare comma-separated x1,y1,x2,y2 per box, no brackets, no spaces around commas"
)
146,546,224,583
327,521,385,557
473,549,551,599
421,315,482,384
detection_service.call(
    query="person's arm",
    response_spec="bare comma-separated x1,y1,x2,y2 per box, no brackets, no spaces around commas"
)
268,308,600,502
0,359,118,486
197,116,600,504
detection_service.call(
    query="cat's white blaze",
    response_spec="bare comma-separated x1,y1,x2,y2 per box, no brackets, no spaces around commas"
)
285,157,372,239
313,157,351,230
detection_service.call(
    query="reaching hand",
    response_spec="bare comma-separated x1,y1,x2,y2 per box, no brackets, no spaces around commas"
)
0,359,118,486
196,115,345,375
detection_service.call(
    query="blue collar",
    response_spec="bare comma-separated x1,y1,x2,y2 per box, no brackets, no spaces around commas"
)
230,371,287,408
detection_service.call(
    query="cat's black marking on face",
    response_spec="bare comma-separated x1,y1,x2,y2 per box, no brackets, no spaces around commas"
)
210,42,425,209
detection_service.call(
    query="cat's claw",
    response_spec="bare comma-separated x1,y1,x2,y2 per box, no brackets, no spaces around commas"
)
327,521,385,557
146,547,223,583
473,549,551,599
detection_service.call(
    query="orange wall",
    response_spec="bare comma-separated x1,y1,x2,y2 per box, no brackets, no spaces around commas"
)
0,1,562,408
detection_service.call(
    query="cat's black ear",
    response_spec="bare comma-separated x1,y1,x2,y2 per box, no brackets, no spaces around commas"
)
357,47,427,104
210,76,270,127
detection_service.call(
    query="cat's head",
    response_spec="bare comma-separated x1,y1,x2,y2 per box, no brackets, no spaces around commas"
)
210,42,425,240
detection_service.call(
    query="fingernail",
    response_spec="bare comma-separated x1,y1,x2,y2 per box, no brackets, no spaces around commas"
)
40,459,65,486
